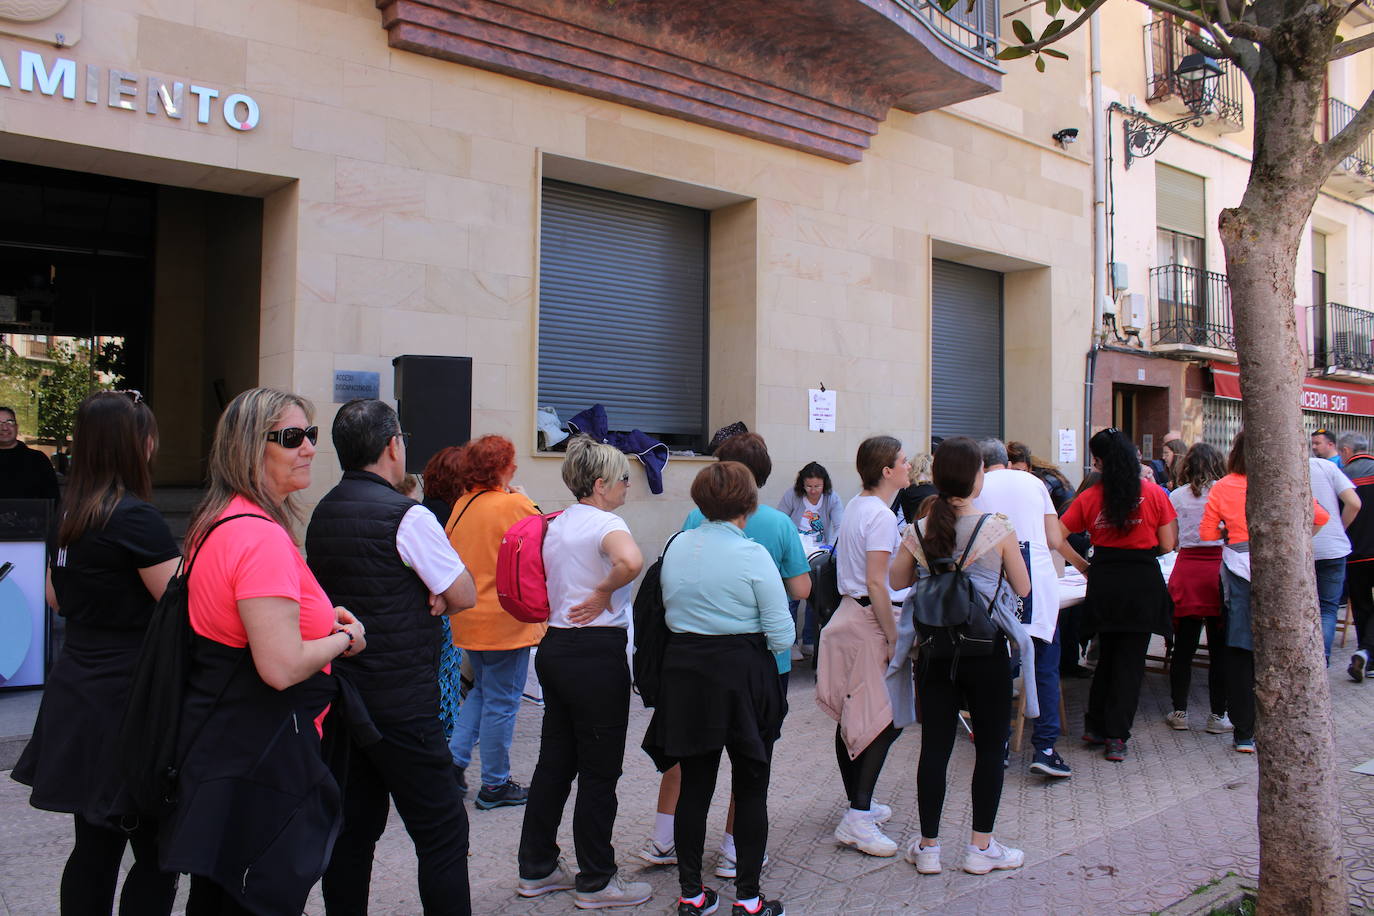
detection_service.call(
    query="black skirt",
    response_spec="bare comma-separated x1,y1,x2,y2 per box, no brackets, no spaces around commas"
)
641,632,783,772
11,623,145,825
1082,546,1173,638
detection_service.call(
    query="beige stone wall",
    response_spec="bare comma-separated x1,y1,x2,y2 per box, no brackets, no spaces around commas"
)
0,0,1093,555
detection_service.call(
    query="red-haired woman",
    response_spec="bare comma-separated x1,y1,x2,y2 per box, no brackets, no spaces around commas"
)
445,435,543,808
421,446,467,739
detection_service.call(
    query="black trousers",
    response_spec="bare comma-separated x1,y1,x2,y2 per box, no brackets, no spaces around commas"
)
1226,647,1256,741
1348,560,1374,655
1170,616,1227,716
835,723,901,811
916,645,1011,838
186,876,254,916
62,815,176,916
676,744,772,900
322,716,471,915
1085,631,1153,741
518,626,630,893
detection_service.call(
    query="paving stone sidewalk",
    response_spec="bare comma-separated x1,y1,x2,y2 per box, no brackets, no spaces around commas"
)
4,658,1374,915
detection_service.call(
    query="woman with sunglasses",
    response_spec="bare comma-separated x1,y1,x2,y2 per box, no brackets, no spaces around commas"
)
160,388,367,916
445,434,543,808
13,391,180,916
515,436,649,907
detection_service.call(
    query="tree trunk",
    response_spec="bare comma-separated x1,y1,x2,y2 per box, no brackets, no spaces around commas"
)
1221,28,1348,911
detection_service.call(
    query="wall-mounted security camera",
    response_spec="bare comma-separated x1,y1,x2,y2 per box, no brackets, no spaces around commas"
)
1052,128,1080,148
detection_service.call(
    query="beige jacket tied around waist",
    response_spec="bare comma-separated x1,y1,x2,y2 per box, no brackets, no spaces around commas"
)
816,595,897,759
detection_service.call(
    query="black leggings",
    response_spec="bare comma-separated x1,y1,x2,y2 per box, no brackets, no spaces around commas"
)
186,876,256,916
916,647,1012,839
835,723,901,811
676,745,772,901
1170,616,1227,716
61,815,176,916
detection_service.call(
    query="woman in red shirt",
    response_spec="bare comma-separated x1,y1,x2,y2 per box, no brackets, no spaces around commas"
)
1060,428,1178,762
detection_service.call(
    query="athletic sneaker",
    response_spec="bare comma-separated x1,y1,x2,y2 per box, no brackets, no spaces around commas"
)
962,838,1025,875
1103,738,1127,762
1205,714,1234,734
1165,710,1189,730
1081,731,1106,746
1234,737,1256,754
729,898,785,916
638,840,677,866
516,858,576,898
1028,748,1072,778
475,779,528,810
867,803,893,825
573,874,652,909
905,841,942,874
713,851,769,879
1350,650,1368,683
678,887,719,916
834,808,898,857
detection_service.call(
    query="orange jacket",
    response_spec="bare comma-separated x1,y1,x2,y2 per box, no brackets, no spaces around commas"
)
1199,473,1329,545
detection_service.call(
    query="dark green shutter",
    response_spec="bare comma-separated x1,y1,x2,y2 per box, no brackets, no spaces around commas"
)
931,259,1003,440
538,180,707,443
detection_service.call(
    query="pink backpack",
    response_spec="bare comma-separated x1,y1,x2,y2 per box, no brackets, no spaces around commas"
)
496,511,562,623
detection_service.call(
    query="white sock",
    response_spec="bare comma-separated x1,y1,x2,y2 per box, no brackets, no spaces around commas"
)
719,832,736,857
680,891,706,906
736,896,760,912
655,813,675,848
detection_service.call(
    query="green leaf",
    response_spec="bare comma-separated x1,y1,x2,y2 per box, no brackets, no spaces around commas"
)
996,45,1034,60
1036,54,1047,72
1013,18,1034,43
1043,47,1070,59
1045,0,1061,17
1041,18,1065,40
934,0,959,11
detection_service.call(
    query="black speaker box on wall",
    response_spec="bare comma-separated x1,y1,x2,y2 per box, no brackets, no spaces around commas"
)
392,355,473,474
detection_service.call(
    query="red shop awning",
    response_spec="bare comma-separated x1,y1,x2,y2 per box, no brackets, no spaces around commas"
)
1211,361,1374,418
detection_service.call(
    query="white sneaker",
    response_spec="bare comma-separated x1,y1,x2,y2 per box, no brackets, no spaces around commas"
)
637,839,677,865
712,849,770,879
573,874,652,909
962,838,1024,875
834,808,898,857
1205,713,1234,735
904,841,942,874
866,803,893,825
1165,710,1189,730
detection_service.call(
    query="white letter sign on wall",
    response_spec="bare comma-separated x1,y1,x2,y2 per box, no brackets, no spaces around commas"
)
19,49,73,98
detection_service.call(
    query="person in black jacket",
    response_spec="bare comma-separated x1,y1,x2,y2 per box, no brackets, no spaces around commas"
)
0,405,60,503
307,399,477,916
1340,431,1374,681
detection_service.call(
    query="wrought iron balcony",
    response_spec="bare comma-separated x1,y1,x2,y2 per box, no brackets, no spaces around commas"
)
1150,264,1235,353
903,0,999,60
1144,17,1244,131
1323,98,1374,197
1309,301,1374,375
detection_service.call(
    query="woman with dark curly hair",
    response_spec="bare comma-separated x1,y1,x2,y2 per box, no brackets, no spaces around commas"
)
445,435,542,808
1060,428,1178,762
420,445,467,740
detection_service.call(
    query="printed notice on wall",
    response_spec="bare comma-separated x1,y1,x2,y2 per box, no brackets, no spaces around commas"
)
809,389,837,433
1058,428,1077,464
333,370,380,403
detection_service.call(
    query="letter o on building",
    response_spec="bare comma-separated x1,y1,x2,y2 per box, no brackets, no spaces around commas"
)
222,93,260,131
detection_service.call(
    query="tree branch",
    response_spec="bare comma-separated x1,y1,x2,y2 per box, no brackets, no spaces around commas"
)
1331,30,1374,61
1014,0,1111,51
1219,20,1272,43
1319,89,1374,175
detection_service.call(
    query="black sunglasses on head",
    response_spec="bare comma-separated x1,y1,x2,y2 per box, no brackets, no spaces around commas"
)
266,425,319,448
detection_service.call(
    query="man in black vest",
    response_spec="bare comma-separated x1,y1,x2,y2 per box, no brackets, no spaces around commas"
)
308,398,477,916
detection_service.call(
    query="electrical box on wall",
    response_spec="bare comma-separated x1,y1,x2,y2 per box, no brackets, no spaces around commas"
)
1122,293,1147,332
1110,262,1130,292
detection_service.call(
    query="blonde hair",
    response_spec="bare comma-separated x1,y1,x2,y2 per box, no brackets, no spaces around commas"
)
561,435,630,499
909,452,933,485
186,387,315,548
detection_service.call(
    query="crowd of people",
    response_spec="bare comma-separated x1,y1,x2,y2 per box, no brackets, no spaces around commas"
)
10,385,1367,916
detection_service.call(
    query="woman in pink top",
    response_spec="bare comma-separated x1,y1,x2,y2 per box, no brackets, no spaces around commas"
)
161,388,368,916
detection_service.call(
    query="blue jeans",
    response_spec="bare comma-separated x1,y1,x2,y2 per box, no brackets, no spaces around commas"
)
448,647,531,789
1031,627,1062,753
1316,557,1347,662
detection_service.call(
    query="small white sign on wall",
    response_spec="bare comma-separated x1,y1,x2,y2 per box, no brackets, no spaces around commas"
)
1058,428,1077,464
808,388,836,433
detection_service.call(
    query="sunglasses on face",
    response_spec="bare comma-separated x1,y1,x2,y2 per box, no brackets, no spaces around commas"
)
266,425,319,448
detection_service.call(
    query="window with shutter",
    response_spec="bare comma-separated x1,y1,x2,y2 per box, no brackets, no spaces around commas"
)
931,260,1003,441
538,180,708,448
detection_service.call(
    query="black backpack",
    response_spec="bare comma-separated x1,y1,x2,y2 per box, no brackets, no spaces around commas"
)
631,531,683,708
909,514,1005,660
808,547,842,628
116,513,268,818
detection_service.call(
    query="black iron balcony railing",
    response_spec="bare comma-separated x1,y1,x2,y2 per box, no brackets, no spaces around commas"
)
898,0,1000,61
1309,301,1374,373
1151,264,1235,351
1325,98,1374,177
1144,18,1244,127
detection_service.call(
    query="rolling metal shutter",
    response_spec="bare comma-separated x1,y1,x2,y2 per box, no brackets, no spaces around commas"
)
1155,164,1206,237
538,180,707,443
931,259,1003,440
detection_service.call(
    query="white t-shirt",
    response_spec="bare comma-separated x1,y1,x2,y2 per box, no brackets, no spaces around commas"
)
544,502,633,629
396,504,466,595
1310,456,1354,561
972,468,1060,641
836,494,901,599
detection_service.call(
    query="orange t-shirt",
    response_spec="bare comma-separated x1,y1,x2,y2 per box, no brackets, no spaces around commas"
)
1199,473,1330,545
445,488,546,651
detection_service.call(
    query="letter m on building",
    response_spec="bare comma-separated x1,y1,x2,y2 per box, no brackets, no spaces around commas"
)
19,51,75,99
